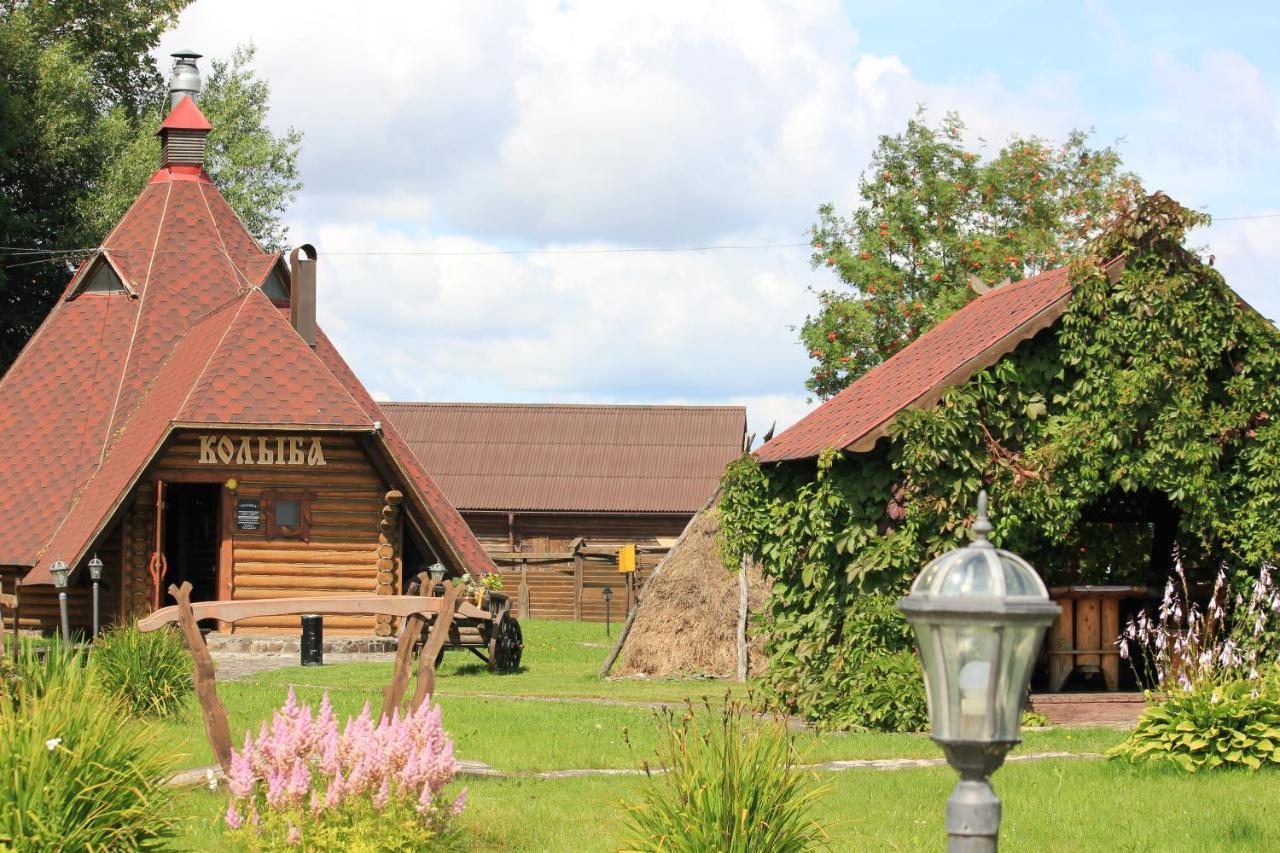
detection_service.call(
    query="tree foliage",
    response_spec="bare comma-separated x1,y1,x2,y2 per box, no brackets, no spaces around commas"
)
0,1,300,374
724,192,1280,726
800,109,1138,399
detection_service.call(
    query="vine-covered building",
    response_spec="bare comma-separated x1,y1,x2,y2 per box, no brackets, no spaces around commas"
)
737,195,1280,709
0,90,493,635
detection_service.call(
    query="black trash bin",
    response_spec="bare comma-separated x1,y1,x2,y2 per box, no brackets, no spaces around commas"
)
301,614,323,666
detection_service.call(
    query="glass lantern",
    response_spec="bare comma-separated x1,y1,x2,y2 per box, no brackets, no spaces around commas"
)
898,491,1059,747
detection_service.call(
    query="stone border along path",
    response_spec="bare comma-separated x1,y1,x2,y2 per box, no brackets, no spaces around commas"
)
169,751,1104,788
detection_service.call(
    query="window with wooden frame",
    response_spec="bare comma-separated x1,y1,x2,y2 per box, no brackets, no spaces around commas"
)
264,490,314,541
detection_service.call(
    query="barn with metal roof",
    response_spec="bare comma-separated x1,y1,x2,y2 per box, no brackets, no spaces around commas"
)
383,403,747,621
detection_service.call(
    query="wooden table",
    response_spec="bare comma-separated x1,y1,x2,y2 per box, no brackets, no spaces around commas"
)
1046,585,1147,692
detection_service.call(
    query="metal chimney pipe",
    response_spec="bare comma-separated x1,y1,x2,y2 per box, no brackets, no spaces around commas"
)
169,49,203,108
289,244,318,347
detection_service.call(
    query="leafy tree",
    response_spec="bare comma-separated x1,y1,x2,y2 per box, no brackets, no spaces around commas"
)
0,1,301,375
800,109,1140,399
80,43,302,250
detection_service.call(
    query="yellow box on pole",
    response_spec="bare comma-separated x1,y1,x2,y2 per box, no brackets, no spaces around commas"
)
618,544,636,574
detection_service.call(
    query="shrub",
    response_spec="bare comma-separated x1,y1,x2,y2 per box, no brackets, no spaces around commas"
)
768,591,928,732
623,697,827,853
92,622,192,717
1107,671,1280,772
225,689,465,851
0,653,177,850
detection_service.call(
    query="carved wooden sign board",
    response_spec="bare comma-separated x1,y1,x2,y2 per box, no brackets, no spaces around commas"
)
198,434,327,467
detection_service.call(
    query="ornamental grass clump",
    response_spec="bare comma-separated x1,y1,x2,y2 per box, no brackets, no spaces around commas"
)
225,688,465,851
91,622,193,718
622,696,827,853
0,647,177,850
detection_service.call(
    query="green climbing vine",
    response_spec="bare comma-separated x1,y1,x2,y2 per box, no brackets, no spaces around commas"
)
722,193,1280,727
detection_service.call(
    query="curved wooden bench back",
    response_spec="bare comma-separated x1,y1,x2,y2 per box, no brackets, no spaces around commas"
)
137,594,489,631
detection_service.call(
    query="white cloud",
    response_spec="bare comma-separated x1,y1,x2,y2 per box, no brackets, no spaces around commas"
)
155,1,1280,438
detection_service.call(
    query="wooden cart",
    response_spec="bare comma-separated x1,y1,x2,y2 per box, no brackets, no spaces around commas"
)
412,586,524,672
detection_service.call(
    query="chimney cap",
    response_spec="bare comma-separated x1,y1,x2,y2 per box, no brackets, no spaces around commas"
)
171,48,203,59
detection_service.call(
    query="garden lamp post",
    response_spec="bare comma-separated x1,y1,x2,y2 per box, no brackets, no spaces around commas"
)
50,559,71,642
602,586,614,636
88,554,104,638
428,562,446,596
897,491,1060,853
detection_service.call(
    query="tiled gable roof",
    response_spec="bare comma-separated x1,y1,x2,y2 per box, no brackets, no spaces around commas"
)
755,266,1073,463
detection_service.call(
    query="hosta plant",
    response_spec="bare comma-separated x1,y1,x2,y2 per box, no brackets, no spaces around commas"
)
623,697,827,853
1107,670,1280,772
225,689,465,851
91,622,193,717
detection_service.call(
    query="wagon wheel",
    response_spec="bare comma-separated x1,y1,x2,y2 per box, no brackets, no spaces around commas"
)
492,614,524,672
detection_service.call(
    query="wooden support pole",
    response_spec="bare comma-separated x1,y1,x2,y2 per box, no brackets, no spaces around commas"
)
382,572,428,722
572,537,584,622
411,580,461,711
170,582,233,774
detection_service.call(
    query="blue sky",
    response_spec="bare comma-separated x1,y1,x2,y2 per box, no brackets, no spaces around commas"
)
158,1,1280,435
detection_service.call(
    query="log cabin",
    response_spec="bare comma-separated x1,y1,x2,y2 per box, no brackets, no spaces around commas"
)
382,403,747,621
0,65,494,636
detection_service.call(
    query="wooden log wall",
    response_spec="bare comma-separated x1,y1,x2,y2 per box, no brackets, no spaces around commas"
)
146,431,393,634
464,512,689,622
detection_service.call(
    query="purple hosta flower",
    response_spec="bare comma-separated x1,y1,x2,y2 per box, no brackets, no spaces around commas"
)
1119,637,1130,660
224,800,244,830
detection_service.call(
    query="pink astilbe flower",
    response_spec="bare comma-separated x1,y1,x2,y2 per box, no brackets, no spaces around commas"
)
224,690,464,838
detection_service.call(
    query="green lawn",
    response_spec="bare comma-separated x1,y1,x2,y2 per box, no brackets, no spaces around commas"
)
156,619,1279,850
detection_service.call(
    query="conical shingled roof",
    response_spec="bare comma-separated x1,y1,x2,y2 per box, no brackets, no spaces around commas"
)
2,98,495,584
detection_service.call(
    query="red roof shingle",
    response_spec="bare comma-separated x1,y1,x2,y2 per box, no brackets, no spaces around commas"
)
755,267,1073,463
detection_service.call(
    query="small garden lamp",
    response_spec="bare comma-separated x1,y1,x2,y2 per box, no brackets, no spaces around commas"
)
602,586,614,636
50,559,71,642
88,553,104,638
897,491,1060,852
428,562,446,596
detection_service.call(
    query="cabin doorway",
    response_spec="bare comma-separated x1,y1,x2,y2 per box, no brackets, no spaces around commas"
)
162,482,222,606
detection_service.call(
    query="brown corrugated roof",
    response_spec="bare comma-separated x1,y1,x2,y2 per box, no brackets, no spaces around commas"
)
382,403,747,513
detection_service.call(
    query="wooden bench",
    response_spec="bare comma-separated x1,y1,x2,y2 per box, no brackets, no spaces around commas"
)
138,577,475,773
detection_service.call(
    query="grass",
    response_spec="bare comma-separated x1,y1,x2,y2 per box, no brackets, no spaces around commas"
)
156,619,1279,850
172,759,1280,851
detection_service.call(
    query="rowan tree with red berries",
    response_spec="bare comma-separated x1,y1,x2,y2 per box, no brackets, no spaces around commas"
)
800,109,1140,398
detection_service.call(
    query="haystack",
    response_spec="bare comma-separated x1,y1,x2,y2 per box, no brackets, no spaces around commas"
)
607,495,769,679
